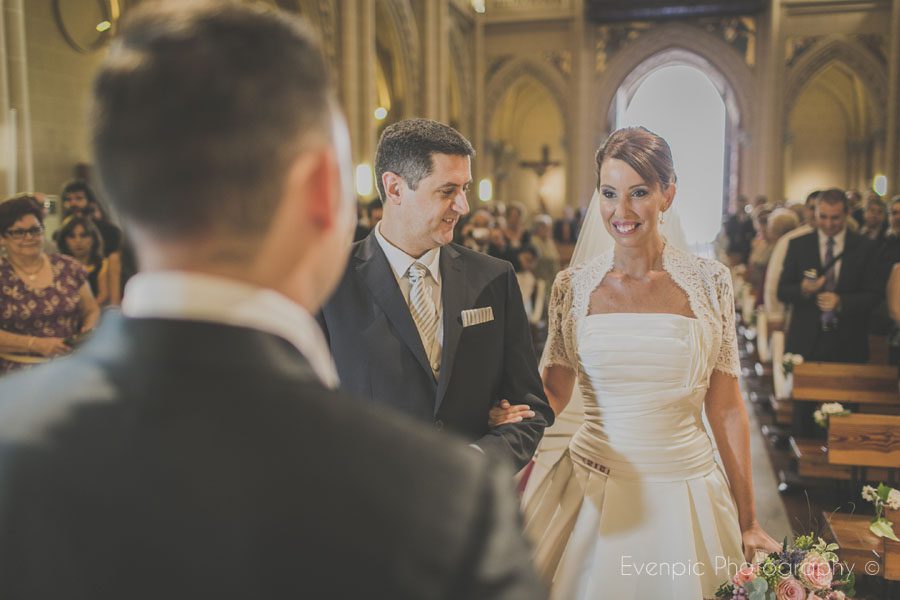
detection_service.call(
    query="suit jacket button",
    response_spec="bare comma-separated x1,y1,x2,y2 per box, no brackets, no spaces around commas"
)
434,419,444,431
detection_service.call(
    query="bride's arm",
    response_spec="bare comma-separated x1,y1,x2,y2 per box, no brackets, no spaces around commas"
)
705,372,780,560
542,365,575,416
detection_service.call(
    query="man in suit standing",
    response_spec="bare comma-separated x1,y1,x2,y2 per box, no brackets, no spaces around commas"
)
320,119,553,471
778,188,881,364
778,188,881,435
0,3,543,599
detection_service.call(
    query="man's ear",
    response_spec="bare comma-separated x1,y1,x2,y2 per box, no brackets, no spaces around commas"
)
382,171,404,206
284,147,339,233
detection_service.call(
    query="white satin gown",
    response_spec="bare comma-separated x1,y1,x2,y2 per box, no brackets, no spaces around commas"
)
523,247,745,599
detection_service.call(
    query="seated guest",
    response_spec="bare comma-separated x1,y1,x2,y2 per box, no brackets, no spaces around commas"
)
353,198,383,242
778,187,881,364
0,3,542,598
859,194,887,243
503,201,531,251
722,194,755,265
847,189,864,227
754,208,799,306
0,195,100,374
746,204,773,292
62,180,123,257
458,207,494,253
531,214,560,303
878,196,900,266
553,205,580,244
764,191,819,324
56,215,120,306
514,245,545,325
886,262,900,364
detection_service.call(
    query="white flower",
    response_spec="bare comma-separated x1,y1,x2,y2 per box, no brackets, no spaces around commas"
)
784,353,794,362
814,410,826,428
888,488,900,510
821,402,845,415
862,485,879,503
792,354,805,365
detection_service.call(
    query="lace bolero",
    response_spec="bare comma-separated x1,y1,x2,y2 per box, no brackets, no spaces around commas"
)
543,244,741,380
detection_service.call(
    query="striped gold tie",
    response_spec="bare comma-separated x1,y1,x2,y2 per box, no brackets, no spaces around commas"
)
408,262,439,376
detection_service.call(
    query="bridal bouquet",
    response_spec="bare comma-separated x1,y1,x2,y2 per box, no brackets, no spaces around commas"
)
862,482,900,541
715,534,855,600
813,402,850,429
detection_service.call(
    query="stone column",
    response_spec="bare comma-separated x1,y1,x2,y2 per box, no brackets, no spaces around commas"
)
473,10,485,185
339,0,376,191
3,0,33,193
758,0,784,201
569,0,589,212
885,0,900,196
423,0,449,121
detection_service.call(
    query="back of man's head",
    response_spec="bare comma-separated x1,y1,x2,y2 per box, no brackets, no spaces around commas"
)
92,0,333,240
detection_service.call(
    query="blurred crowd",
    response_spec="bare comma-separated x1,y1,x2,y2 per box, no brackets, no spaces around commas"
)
716,188,900,365
0,181,135,373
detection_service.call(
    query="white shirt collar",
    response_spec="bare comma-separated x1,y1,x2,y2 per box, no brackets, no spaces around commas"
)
121,271,339,389
818,228,846,248
374,223,441,283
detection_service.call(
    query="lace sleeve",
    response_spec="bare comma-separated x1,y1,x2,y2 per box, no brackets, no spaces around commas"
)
543,269,576,371
713,265,741,378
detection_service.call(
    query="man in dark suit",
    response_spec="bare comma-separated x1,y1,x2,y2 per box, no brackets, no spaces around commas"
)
320,119,553,471
0,3,543,599
778,188,881,364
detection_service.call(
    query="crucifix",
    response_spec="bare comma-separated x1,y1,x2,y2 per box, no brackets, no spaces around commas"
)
518,144,562,178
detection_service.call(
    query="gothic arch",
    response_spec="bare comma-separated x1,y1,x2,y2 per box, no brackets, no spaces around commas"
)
485,57,569,137
593,22,754,143
273,0,339,74
588,23,753,204
784,35,887,130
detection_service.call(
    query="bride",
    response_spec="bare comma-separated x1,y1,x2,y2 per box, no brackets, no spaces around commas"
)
494,126,780,598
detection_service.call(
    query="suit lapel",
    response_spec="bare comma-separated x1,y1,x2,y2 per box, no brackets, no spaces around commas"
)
435,245,467,414
836,232,859,290
354,236,434,379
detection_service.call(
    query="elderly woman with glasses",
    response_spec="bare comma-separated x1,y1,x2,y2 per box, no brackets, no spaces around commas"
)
0,195,100,373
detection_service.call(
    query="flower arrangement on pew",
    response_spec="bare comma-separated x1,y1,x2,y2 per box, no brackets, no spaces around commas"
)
862,483,900,542
715,534,855,600
782,353,804,375
813,402,850,429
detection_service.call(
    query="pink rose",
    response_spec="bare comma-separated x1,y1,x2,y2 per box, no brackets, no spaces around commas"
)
776,577,807,600
808,594,823,600
732,564,758,586
826,593,846,600
798,553,833,589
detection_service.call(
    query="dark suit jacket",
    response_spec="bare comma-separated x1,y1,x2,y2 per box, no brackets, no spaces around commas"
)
0,314,544,600
320,234,553,471
777,230,881,362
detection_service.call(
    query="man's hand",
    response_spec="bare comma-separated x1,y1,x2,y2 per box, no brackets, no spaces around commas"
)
816,291,840,312
801,275,826,296
489,399,535,427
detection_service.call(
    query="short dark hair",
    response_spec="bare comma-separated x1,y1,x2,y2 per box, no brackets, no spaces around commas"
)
56,215,105,264
92,0,333,238
61,180,97,205
816,188,849,213
596,126,676,191
0,195,44,233
374,118,475,202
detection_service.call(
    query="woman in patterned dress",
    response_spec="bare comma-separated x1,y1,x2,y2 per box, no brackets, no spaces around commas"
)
0,195,100,374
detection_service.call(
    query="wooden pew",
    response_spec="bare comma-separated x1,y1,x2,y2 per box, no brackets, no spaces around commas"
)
792,362,899,407
827,413,900,476
788,364,899,485
824,414,900,583
769,331,793,426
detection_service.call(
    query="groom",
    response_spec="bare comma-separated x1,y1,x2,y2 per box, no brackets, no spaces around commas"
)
320,119,553,470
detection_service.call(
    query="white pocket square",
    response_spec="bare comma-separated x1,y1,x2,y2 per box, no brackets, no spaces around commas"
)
461,307,494,327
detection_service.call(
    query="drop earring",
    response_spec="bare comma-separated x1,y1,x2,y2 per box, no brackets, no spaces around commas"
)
658,211,666,225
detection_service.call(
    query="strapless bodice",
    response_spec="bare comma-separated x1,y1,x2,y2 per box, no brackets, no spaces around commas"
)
569,313,717,482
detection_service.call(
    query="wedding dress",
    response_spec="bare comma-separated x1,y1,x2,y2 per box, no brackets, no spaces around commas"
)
522,243,744,599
